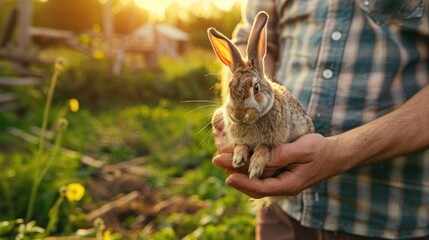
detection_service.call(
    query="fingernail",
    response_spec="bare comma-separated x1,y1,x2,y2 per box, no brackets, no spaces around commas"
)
213,161,223,168
225,176,234,186
212,155,227,168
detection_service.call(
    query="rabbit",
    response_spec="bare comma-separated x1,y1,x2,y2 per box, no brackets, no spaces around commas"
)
207,11,314,181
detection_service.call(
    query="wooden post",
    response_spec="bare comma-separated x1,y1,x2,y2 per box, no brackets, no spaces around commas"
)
17,0,31,54
16,0,32,73
103,1,113,46
103,0,114,69
1,7,18,47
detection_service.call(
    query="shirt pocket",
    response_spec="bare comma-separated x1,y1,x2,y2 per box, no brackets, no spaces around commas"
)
358,0,425,24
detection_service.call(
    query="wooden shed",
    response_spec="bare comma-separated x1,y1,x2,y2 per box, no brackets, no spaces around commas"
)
113,23,190,73
132,23,190,57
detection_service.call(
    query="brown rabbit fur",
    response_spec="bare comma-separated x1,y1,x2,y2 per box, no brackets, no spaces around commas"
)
208,11,314,181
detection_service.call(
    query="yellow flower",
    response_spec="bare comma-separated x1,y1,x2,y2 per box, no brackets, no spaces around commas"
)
65,183,85,202
92,50,105,60
69,98,79,112
102,229,112,240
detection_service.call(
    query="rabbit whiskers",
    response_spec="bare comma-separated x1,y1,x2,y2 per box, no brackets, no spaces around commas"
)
181,99,221,147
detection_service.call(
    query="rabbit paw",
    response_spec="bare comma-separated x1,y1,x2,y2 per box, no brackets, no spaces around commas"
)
233,144,250,168
248,145,269,180
248,159,265,180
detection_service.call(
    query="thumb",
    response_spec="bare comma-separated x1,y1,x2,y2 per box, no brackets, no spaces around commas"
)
267,133,321,168
266,143,297,169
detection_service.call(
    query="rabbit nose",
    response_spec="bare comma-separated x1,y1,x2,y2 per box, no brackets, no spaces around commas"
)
226,106,249,123
232,108,247,122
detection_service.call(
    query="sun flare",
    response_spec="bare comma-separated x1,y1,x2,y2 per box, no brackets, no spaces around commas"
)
134,0,173,18
134,0,239,19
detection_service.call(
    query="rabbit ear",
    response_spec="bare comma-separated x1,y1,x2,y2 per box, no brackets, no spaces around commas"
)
208,28,244,72
247,11,268,72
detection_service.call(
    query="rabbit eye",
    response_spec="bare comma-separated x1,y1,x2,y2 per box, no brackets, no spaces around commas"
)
253,82,260,94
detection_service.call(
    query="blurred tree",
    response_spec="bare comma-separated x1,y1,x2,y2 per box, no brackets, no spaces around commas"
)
32,0,148,34
165,1,241,49
113,3,148,34
33,0,102,32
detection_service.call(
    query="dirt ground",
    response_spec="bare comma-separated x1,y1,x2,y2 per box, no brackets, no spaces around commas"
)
86,169,208,236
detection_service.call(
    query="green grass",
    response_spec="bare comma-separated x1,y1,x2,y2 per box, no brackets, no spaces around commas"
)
0,48,255,239
0,101,256,239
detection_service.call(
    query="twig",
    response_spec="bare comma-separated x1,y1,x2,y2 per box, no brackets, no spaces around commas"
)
0,76,40,86
86,191,140,222
7,127,104,168
101,156,150,176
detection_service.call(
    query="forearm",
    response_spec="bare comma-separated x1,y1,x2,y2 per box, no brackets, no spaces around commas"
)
332,85,429,171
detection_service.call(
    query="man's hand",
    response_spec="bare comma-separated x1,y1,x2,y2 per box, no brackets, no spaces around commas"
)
212,134,342,198
211,108,344,198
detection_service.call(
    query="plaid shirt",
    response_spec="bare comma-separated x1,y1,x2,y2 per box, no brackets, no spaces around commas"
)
233,0,429,238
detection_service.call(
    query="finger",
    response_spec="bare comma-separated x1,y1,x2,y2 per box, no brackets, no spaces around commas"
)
264,166,289,178
266,144,295,168
212,154,247,174
268,134,325,167
225,173,267,198
212,154,278,179
226,171,300,198
266,138,309,168
212,153,233,168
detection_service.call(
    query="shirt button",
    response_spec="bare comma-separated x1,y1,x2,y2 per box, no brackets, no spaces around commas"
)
331,31,342,41
322,69,333,79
